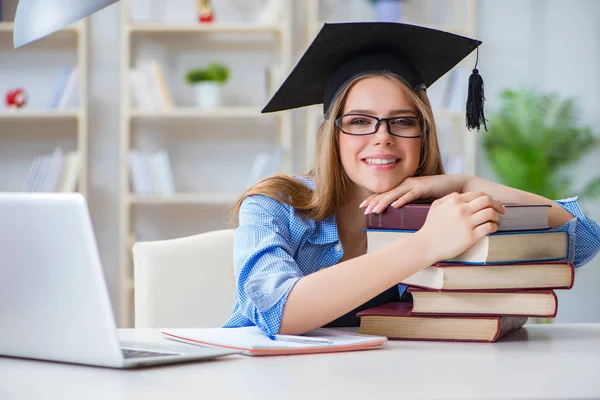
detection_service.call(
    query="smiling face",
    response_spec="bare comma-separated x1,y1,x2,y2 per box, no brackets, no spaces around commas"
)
338,75,423,195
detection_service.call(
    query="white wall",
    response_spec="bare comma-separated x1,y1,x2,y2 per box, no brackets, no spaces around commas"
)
477,0,600,322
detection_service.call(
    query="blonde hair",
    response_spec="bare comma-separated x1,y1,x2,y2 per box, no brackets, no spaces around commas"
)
230,72,445,225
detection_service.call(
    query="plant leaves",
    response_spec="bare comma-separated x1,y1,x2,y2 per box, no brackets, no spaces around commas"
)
482,87,600,200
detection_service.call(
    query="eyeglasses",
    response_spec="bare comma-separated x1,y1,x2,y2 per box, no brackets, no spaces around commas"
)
335,113,422,138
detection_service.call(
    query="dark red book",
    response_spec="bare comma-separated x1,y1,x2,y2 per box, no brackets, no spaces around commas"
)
357,302,527,343
366,203,551,231
408,289,558,318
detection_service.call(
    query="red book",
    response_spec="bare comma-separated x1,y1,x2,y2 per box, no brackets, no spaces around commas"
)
357,302,527,343
408,289,558,318
366,203,551,231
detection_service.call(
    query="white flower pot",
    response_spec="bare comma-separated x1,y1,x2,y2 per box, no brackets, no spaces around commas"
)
194,82,222,109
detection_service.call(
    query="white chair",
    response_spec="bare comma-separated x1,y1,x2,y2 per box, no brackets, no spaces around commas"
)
132,229,237,328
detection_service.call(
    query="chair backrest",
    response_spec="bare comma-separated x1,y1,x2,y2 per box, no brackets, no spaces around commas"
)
132,229,237,328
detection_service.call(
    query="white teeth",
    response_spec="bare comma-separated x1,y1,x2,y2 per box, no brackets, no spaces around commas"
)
364,158,399,165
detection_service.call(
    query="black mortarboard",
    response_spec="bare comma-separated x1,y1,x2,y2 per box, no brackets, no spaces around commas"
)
262,22,487,131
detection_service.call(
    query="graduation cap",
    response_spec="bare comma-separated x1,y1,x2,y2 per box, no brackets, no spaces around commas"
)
262,22,487,131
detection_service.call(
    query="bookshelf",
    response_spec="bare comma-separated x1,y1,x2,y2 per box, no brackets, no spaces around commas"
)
0,2,88,196
303,0,478,176
118,0,294,327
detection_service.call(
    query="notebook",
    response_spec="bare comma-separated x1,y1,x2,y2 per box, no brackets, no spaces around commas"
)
161,327,388,356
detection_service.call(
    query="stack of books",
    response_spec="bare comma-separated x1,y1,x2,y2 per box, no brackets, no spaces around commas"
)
23,146,81,193
358,202,572,343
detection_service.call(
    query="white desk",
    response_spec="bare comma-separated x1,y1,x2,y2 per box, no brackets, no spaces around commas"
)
1,324,599,400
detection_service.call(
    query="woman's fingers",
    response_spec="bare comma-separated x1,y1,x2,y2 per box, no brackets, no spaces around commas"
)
359,194,378,209
472,221,499,240
371,189,413,213
390,189,419,208
464,192,506,215
365,188,419,214
470,207,501,228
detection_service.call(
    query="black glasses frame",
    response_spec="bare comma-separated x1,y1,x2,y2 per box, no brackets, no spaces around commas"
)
334,113,423,138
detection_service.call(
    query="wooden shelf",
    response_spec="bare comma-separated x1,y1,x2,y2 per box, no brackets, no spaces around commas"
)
130,107,265,119
0,109,81,120
129,193,239,205
127,22,282,34
0,21,81,34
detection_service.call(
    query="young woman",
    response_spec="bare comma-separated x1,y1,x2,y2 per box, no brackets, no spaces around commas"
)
222,22,600,336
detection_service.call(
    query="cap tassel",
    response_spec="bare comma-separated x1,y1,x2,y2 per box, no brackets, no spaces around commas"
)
466,48,487,131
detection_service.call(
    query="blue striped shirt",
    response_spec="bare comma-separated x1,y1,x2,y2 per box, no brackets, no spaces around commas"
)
223,180,600,336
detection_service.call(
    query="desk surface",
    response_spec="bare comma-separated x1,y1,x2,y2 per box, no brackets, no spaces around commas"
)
1,324,599,400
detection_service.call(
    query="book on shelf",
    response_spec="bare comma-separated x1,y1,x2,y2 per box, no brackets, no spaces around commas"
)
398,261,574,292
408,289,558,318
130,59,173,111
357,302,528,343
47,66,78,109
22,146,80,192
128,149,176,196
366,202,551,232
366,229,567,264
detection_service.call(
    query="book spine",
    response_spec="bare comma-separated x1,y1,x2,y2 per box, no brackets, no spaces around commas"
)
366,206,429,230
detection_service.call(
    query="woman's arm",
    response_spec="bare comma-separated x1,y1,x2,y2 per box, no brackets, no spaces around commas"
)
279,230,432,334
280,191,503,334
461,175,574,229
234,192,502,336
361,174,574,229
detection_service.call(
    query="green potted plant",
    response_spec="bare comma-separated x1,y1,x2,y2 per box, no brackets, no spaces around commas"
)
482,87,600,201
482,88,600,324
185,62,230,109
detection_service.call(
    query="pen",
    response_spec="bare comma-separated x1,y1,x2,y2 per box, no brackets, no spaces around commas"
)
268,334,333,345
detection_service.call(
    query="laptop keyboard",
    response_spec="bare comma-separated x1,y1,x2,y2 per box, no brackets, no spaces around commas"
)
122,348,180,359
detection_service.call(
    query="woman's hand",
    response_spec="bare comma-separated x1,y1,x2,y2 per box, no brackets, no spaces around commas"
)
360,174,469,214
416,191,505,264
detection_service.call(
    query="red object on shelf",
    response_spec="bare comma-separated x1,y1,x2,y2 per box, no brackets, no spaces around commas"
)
5,88,28,109
198,0,214,23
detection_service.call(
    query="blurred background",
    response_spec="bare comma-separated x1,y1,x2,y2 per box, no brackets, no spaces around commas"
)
0,0,598,327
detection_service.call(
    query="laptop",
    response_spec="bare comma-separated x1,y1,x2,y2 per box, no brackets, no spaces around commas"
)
0,192,239,368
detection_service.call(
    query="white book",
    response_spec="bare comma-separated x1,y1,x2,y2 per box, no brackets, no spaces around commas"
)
138,60,168,110
147,152,166,196
148,60,173,108
129,150,151,196
47,67,72,109
41,147,65,192
32,155,51,192
144,152,163,195
58,68,79,109
156,150,176,196
130,69,156,111
161,327,387,356
23,156,42,192
59,152,81,192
